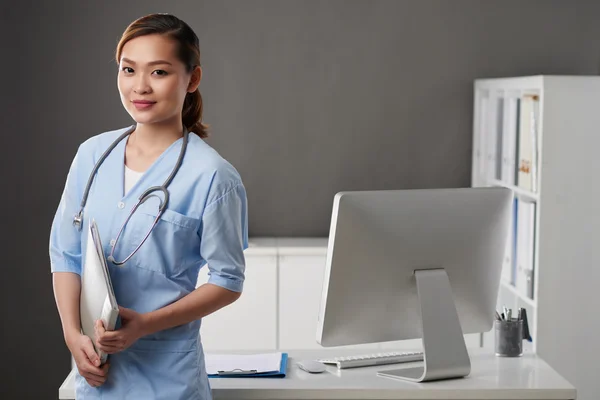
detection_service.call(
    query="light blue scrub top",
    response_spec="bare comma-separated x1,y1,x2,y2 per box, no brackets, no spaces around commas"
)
49,125,249,399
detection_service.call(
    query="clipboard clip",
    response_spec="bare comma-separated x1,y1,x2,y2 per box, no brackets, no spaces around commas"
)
217,368,258,375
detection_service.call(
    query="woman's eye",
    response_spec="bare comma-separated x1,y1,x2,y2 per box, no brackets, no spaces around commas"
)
153,70,168,76
121,67,134,74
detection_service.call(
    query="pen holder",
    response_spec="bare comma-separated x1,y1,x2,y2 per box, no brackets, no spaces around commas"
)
494,319,523,357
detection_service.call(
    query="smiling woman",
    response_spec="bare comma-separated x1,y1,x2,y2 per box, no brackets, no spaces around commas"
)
115,14,208,140
115,29,206,172
49,13,248,400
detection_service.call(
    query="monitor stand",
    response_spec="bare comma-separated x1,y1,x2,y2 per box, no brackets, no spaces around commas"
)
377,268,471,382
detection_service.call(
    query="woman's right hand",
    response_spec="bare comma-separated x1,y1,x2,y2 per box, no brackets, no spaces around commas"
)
67,332,110,387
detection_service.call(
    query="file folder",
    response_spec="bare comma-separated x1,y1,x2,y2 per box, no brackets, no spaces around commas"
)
80,219,119,365
207,353,288,378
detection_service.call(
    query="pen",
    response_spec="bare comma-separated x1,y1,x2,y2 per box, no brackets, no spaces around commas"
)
495,310,502,321
506,308,512,321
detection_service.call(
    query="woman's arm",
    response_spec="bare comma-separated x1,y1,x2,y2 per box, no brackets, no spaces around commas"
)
50,145,109,386
143,283,241,335
53,272,109,387
52,272,82,345
95,283,241,352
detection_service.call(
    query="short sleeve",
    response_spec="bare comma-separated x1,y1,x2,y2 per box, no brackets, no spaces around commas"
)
199,182,249,293
49,146,84,275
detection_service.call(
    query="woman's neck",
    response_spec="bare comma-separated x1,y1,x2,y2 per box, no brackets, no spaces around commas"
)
131,121,185,154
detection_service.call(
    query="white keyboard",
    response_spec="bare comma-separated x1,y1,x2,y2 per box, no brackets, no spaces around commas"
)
317,351,424,369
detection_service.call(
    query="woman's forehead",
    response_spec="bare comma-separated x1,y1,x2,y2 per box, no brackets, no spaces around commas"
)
120,34,180,65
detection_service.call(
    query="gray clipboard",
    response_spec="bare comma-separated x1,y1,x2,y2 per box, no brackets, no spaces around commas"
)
80,218,119,364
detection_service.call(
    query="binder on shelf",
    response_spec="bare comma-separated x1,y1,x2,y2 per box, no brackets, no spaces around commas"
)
475,91,490,185
494,95,504,181
511,197,518,285
484,93,501,181
500,94,519,186
517,94,540,192
515,199,536,300
501,197,518,285
206,352,288,378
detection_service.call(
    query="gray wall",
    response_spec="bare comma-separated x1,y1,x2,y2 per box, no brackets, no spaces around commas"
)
2,1,599,398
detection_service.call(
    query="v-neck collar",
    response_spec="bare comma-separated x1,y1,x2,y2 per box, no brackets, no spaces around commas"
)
115,127,186,201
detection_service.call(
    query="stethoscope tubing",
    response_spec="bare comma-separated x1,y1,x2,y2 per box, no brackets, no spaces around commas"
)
72,125,189,265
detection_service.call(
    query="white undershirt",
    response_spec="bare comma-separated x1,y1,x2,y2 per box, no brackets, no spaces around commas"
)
124,165,144,195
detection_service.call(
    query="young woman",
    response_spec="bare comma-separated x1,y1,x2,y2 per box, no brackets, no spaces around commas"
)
50,13,248,399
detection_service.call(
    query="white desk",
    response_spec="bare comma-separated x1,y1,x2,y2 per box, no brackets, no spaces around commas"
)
59,349,576,399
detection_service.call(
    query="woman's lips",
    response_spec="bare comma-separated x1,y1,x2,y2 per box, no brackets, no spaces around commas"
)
133,101,156,110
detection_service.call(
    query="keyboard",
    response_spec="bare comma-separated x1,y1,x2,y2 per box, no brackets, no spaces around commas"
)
317,351,424,369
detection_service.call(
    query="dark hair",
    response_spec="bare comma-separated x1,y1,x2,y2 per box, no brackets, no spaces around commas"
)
115,13,209,138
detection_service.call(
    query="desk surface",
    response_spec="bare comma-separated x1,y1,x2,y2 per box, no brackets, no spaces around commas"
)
59,348,576,400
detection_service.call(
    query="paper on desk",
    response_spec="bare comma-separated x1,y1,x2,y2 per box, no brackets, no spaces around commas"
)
205,352,282,374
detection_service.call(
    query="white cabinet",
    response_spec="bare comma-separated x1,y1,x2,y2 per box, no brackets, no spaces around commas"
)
198,238,483,352
277,242,379,351
197,241,278,351
278,253,326,349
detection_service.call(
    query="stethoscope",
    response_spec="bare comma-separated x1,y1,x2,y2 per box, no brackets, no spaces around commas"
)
72,125,189,266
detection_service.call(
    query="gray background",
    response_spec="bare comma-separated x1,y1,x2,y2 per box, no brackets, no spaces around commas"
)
2,0,599,398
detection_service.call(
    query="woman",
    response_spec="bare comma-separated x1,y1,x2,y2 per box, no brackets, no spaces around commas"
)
49,13,248,399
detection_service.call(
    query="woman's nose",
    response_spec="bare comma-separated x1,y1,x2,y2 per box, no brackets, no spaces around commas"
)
133,76,151,94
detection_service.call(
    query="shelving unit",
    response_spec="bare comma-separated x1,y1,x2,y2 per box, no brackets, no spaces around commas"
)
471,74,600,387
472,76,544,353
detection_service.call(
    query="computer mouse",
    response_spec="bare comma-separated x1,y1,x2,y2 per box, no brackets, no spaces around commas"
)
297,360,326,374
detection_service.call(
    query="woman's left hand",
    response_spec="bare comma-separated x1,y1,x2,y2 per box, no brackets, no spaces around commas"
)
95,306,147,354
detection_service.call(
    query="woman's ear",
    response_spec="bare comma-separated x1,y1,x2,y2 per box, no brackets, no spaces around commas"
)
188,66,202,93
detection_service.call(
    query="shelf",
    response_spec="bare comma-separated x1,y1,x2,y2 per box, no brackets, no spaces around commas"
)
488,179,539,202
500,280,536,308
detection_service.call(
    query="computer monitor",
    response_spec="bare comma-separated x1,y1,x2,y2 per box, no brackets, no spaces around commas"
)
316,187,513,382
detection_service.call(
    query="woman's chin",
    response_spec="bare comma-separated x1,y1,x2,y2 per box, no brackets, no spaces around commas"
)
129,113,160,125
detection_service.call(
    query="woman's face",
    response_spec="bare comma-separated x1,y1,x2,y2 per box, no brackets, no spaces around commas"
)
117,34,200,126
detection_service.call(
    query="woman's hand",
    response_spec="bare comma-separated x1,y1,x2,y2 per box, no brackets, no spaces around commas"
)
67,332,110,387
95,306,147,354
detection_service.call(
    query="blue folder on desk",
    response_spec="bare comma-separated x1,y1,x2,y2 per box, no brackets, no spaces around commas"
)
209,353,288,378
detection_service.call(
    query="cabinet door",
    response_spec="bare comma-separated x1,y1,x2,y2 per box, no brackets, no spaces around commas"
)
197,255,277,351
278,255,378,350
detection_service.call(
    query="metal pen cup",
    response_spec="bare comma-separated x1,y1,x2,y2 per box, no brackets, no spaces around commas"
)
494,319,523,357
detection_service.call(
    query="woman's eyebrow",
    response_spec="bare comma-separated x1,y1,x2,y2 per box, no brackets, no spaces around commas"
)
121,57,172,66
